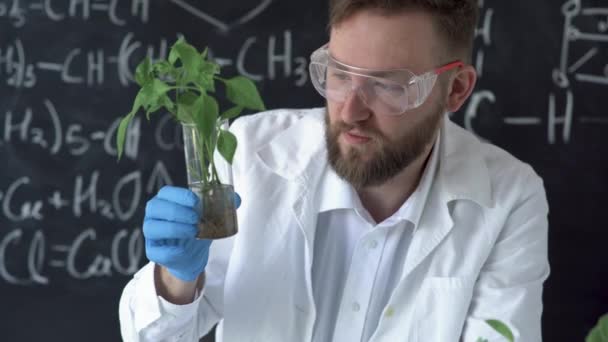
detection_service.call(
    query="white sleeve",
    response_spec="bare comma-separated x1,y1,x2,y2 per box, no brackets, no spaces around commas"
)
118,262,205,341
119,230,235,341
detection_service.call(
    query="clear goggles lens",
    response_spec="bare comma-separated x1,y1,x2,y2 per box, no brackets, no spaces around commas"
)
309,46,444,115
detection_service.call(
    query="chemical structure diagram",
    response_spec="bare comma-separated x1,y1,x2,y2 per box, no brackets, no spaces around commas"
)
549,0,608,144
464,0,607,145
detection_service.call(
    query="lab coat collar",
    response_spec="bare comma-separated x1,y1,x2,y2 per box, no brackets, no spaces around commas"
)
255,108,327,182
255,108,494,210
399,115,495,280
438,116,494,209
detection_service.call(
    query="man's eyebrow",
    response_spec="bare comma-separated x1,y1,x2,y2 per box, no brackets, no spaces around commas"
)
329,54,410,79
366,70,395,78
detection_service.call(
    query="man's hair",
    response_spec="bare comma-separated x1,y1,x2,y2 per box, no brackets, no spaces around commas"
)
328,0,479,62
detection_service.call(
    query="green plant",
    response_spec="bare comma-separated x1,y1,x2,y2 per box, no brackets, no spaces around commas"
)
586,313,608,342
115,37,265,188
475,313,608,342
476,319,515,342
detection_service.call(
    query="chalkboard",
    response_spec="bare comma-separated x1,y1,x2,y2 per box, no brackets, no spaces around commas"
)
0,0,606,341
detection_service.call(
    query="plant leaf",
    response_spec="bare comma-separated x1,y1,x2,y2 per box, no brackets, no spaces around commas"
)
192,94,218,144
586,314,608,342
129,87,147,115
223,76,265,111
168,37,184,65
196,61,219,92
176,91,198,123
116,113,134,160
135,57,152,86
144,79,171,119
172,39,202,83
137,82,159,117
486,320,514,342
116,84,152,160
217,129,237,164
151,79,170,98
220,106,244,121
153,60,174,78
161,94,176,114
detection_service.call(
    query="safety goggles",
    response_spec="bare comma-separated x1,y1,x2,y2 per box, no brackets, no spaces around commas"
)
309,44,464,115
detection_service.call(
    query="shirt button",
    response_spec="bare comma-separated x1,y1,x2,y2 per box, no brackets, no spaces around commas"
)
369,240,378,249
352,302,361,312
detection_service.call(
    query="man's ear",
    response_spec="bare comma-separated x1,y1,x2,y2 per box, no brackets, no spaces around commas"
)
446,65,477,113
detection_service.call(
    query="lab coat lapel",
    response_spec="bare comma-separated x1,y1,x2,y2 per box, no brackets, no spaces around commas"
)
400,117,494,280
255,110,327,326
254,109,326,251
401,176,454,279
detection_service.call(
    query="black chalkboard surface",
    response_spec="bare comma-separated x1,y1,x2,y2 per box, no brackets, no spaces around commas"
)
0,1,606,341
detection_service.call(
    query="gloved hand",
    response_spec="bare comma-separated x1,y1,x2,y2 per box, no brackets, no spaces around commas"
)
143,185,240,282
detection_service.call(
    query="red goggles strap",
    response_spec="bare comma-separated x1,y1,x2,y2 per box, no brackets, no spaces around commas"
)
434,61,464,75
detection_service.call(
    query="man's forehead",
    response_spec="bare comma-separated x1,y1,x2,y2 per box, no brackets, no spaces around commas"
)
327,40,433,73
328,11,440,70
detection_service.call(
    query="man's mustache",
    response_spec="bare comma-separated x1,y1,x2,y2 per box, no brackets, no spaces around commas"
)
332,121,383,141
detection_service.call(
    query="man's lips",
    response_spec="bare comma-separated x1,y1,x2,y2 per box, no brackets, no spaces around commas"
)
343,130,372,144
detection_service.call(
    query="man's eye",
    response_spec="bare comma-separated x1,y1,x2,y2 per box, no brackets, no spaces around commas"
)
374,81,401,92
330,71,350,81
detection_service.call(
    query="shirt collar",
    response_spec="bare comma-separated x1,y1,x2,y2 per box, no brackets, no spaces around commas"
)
317,131,441,229
318,164,361,213
388,130,440,228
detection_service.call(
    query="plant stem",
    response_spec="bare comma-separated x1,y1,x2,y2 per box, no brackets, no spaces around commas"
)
196,133,208,187
205,132,221,185
172,85,220,187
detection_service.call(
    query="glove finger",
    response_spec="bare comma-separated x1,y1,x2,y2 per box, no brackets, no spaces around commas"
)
234,192,241,209
143,218,198,239
147,238,180,247
145,197,198,224
157,186,199,208
145,239,185,266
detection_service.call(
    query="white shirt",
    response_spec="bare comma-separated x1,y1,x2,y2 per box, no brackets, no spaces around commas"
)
312,132,439,342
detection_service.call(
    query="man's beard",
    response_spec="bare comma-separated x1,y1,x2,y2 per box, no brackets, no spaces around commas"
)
325,102,444,189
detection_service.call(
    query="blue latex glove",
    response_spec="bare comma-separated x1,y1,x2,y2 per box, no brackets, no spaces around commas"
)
143,185,240,282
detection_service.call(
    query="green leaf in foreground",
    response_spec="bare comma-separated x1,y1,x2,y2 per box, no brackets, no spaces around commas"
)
144,79,171,119
486,320,514,342
153,60,174,78
172,39,202,81
116,86,148,159
220,106,244,121
586,314,608,342
116,114,133,160
168,37,183,65
223,76,265,111
176,91,199,123
217,129,237,164
192,94,218,144
135,57,152,86
197,60,220,92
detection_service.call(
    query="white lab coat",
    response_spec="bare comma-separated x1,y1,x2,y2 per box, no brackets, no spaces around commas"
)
119,108,550,342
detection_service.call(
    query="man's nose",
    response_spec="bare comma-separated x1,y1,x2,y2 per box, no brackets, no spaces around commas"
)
340,79,372,124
